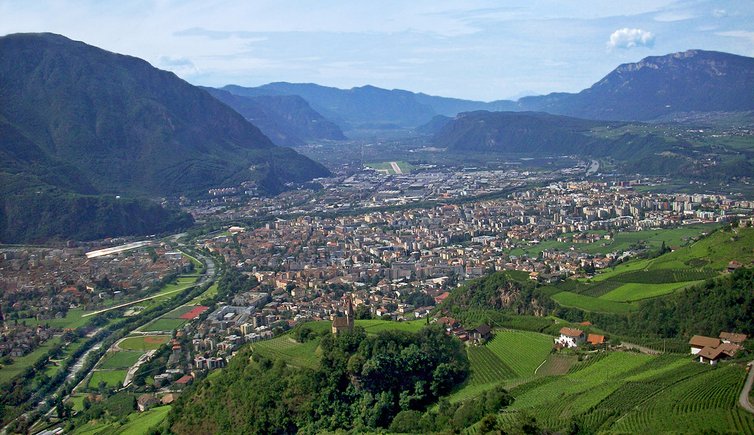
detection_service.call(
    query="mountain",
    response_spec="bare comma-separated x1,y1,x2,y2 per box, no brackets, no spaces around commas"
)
232,50,754,131
204,87,346,147
517,50,754,121
222,83,511,131
0,33,330,242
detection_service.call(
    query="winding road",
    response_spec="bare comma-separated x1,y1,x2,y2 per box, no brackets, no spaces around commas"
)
740,361,754,414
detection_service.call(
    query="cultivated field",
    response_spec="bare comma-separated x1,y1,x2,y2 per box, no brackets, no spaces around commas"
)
463,353,754,434
88,369,128,389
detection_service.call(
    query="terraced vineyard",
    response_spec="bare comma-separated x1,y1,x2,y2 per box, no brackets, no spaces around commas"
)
481,352,754,434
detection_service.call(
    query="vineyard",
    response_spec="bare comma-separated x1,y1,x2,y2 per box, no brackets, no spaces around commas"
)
485,330,553,377
465,351,754,434
252,336,321,370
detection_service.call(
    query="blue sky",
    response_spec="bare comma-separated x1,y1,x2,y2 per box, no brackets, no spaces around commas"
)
1,0,753,100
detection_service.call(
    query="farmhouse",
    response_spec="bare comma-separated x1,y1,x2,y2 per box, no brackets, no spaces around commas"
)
470,324,492,342
689,332,745,365
556,327,584,348
689,335,720,355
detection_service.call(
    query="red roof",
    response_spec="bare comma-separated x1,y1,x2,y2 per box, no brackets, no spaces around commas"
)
434,292,450,303
559,327,584,338
176,375,193,384
587,334,605,345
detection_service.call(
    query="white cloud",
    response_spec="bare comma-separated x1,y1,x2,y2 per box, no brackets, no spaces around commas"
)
712,9,728,18
607,28,655,49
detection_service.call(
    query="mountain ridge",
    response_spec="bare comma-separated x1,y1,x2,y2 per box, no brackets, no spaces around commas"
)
0,32,330,242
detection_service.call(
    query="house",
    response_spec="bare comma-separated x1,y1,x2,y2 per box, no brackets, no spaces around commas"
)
556,327,584,348
470,324,492,342
727,261,742,273
587,334,605,346
175,375,193,387
137,394,159,412
436,316,459,328
697,342,742,365
689,335,720,355
719,331,747,345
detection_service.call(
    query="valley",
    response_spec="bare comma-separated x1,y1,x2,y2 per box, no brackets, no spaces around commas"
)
0,25,753,435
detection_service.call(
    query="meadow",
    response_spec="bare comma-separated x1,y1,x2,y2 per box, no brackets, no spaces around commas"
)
118,335,170,351
88,369,128,389
99,351,142,370
73,405,171,435
252,336,321,370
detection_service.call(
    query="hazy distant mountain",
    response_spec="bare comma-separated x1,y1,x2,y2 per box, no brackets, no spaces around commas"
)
204,88,346,147
237,50,754,131
0,33,329,242
433,111,626,154
222,83,511,131
517,50,754,121
432,109,753,178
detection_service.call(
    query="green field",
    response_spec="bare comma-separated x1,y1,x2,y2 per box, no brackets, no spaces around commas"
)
162,305,196,319
88,369,128,389
118,335,170,351
252,336,321,370
356,319,427,334
550,291,638,313
365,160,414,174
599,280,704,302
138,318,186,332
20,308,93,329
509,224,717,257
73,405,171,435
100,351,143,370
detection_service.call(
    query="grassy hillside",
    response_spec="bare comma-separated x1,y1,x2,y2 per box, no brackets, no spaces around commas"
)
547,226,754,314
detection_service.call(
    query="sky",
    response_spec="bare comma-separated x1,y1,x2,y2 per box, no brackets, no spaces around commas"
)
1,0,753,101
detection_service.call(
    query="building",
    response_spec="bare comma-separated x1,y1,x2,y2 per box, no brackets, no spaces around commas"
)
556,327,585,348
137,394,159,412
331,296,354,335
587,334,605,346
689,335,720,355
470,324,492,342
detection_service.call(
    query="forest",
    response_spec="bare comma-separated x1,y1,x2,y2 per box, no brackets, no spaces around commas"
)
167,325,475,433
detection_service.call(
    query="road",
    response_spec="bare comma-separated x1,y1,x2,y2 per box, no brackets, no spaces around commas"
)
740,361,754,414
389,161,403,174
81,286,194,317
